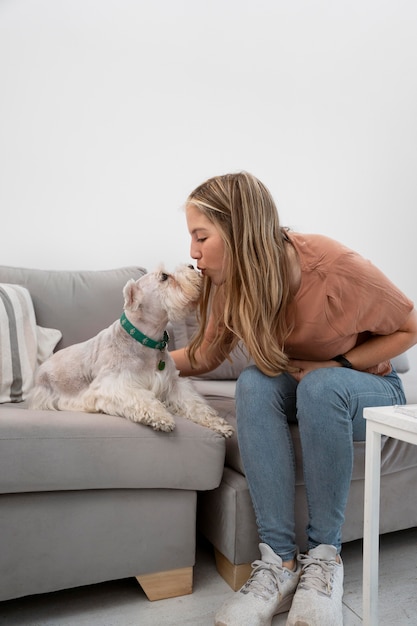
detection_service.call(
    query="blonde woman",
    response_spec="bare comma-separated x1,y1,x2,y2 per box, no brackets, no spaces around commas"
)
171,172,417,626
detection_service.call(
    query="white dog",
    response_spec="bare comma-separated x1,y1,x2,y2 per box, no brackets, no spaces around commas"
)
29,265,234,438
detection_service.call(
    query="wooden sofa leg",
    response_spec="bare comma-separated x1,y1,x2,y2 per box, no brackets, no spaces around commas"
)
214,548,252,591
136,566,193,601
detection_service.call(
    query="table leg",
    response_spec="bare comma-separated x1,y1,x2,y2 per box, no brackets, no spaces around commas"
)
363,422,382,626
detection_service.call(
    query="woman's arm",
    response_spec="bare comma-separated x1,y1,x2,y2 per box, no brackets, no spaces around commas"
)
339,308,417,370
170,345,223,377
290,308,417,381
170,313,230,377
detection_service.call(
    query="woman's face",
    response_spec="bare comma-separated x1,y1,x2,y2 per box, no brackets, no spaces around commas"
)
186,203,227,286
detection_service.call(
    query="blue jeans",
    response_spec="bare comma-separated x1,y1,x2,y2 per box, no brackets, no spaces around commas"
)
235,365,406,561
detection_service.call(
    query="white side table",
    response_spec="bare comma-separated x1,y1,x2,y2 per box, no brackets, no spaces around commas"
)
363,405,417,625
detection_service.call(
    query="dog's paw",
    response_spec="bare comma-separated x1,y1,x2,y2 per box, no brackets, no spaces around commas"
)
211,420,235,438
151,419,176,432
127,411,176,432
198,412,235,438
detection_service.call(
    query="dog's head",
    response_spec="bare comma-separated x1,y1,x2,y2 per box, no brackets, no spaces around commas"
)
123,264,202,323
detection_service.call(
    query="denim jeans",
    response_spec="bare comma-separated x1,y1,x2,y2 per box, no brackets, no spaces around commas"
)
235,365,406,561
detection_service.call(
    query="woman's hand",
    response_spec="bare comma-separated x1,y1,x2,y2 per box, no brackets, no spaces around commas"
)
288,358,336,382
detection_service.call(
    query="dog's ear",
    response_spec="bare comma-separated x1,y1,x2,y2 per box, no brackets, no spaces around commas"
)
123,279,142,310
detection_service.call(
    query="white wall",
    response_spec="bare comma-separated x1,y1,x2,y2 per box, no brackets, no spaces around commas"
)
1,0,417,362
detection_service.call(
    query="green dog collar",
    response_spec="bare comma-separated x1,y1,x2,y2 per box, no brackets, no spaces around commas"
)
120,312,169,352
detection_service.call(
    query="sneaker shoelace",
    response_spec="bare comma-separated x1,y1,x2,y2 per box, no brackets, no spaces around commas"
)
240,560,287,601
298,554,335,596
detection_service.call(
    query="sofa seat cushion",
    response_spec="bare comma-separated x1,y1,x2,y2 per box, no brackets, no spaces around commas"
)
0,407,225,494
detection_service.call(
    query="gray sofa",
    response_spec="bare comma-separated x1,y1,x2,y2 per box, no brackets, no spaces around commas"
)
1,264,416,602
0,265,226,602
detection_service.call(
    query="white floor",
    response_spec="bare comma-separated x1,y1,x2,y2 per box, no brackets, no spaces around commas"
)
0,528,416,626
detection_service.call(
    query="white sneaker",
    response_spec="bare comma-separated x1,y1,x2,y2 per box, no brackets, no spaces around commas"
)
286,544,344,626
215,543,301,626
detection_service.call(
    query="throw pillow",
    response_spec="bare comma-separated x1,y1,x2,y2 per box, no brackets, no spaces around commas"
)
0,284,62,403
0,284,38,403
36,325,63,366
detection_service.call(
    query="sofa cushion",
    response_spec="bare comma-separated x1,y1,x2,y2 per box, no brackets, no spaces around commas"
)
0,407,226,494
0,265,147,350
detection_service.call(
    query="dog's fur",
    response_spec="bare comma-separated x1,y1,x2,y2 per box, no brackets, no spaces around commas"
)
28,265,234,437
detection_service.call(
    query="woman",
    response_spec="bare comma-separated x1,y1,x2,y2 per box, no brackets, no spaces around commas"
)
171,172,417,626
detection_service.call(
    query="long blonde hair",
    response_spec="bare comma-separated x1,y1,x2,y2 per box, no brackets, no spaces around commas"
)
187,171,294,377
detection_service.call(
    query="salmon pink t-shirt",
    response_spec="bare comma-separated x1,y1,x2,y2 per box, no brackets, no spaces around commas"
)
284,232,414,376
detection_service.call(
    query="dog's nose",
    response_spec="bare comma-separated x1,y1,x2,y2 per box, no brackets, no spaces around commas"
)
188,264,194,270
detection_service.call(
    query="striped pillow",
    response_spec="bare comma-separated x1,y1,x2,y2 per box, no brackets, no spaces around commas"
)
0,284,38,403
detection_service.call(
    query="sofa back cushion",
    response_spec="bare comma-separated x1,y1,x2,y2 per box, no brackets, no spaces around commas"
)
0,266,146,350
